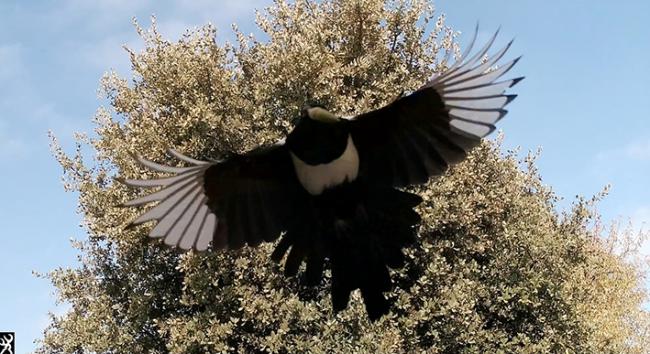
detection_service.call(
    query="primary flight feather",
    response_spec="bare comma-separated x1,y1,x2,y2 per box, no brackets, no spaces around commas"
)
119,26,523,321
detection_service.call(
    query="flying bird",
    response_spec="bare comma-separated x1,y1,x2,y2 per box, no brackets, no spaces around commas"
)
118,27,522,321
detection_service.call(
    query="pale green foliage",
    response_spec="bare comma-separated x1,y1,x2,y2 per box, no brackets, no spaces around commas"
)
39,0,649,353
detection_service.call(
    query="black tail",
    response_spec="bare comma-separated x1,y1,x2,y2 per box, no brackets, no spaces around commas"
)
271,181,422,321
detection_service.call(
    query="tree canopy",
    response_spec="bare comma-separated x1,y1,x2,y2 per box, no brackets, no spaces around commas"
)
40,0,649,353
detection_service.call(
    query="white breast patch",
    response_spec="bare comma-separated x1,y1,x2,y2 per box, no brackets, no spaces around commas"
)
290,135,359,195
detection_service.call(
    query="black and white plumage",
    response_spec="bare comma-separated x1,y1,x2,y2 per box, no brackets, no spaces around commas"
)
118,27,523,320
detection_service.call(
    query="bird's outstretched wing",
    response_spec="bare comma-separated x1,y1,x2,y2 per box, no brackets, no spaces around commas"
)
118,146,302,251
349,27,523,187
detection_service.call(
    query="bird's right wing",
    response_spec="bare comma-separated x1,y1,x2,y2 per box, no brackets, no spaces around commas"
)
349,26,523,187
118,145,304,252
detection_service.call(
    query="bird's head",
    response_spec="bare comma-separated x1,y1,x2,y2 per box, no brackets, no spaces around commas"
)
287,103,348,164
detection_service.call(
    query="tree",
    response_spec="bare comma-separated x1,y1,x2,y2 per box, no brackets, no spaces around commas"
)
39,0,650,352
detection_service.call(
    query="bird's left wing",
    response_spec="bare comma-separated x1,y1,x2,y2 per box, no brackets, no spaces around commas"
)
349,27,522,187
118,145,303,252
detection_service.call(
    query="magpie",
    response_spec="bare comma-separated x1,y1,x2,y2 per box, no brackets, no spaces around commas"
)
118,27,522,321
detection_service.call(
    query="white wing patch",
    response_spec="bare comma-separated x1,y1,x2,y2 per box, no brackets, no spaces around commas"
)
119,150,217,251
428,25,522,138
291,135,359,195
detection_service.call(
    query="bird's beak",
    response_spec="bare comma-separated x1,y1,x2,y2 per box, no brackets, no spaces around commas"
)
300,106,310,117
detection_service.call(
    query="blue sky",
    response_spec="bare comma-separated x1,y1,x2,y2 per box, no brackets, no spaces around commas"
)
1,1,649,353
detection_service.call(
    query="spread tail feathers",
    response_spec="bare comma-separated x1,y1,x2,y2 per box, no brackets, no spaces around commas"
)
271,182,421,321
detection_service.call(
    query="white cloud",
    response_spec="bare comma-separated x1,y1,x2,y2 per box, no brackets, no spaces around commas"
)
0,0,274,162
48,0,154,33
78,32,140,75
596,139,650,162
67,0,272,74
623,140,650,161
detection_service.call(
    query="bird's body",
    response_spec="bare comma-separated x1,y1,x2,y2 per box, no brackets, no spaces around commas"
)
118,27,523,320
280,109,422,318
287,111,359,195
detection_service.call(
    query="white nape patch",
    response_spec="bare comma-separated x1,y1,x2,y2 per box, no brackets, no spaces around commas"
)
291,135,359,195
307,107,339,123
